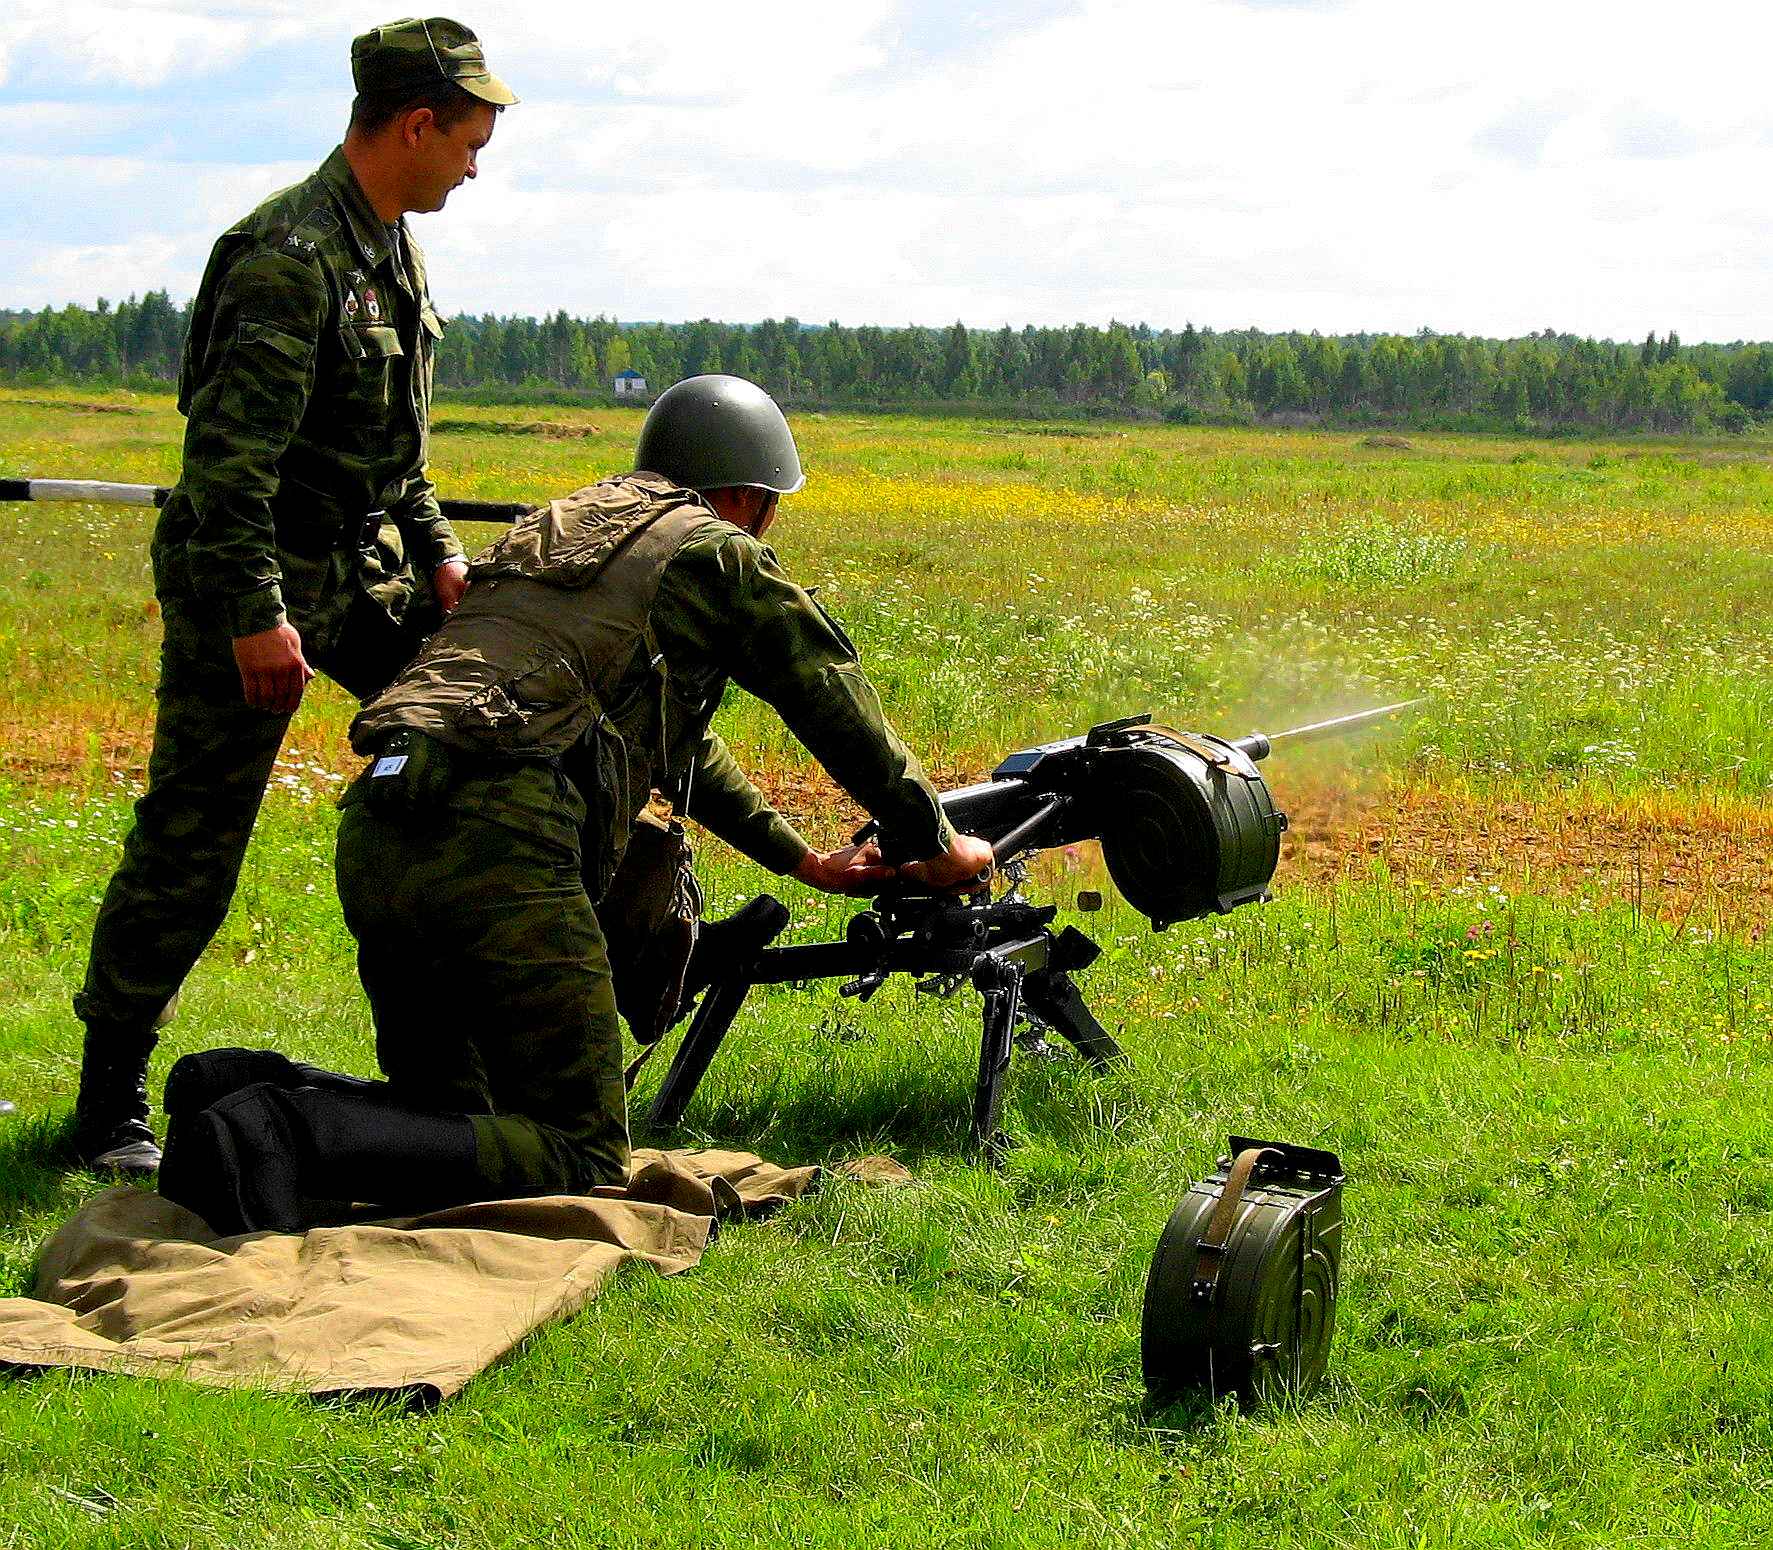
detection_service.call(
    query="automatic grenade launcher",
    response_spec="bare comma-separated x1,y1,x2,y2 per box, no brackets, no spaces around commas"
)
648,702,1418,1160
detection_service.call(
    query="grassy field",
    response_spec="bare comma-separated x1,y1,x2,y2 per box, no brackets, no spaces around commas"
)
0,386,1769,1547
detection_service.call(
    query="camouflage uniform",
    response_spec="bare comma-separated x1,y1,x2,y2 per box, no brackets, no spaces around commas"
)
337,474,955,1193
77,148,462,1039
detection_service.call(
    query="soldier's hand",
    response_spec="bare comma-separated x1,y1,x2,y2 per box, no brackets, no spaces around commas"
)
232,623,314,714
899,833,995,894
793,841,897,896
434,557,470,615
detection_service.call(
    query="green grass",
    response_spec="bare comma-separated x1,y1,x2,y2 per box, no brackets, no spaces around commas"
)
0,389,1769,1547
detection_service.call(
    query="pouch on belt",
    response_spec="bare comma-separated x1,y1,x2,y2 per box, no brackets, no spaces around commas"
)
598,802,704,1046
359,729,458,817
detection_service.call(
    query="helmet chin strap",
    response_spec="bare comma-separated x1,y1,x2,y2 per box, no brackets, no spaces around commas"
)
751,489,780,537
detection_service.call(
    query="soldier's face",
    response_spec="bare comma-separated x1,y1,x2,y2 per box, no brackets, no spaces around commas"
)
410,102,498,214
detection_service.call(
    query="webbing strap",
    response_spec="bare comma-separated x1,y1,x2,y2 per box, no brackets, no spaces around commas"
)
1192,1146,1283,1302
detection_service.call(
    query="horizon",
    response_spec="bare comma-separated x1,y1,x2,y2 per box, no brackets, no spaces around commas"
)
0,298,1744,353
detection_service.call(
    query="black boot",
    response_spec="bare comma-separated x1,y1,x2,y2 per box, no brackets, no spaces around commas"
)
158,1079,300,1234
163,1047,378,1119
672,895,791,1028
162,1049,383,1208
159,1081,481,1237
71,1024,162,1176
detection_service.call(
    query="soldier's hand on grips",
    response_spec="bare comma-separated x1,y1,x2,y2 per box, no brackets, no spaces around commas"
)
899,833,995,894
434,557,470,615
233,623,314,713
794,841,897,896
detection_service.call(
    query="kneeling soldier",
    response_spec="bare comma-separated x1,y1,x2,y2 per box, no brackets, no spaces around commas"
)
159,376,991,1234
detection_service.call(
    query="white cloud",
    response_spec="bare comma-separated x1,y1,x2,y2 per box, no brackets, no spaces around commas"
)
10,0,1773,338
25,236,192,300
6,5,254,87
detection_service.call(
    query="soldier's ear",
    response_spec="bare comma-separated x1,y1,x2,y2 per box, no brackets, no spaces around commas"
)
399,105,438,150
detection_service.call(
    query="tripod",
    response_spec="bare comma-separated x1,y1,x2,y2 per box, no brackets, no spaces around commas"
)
647,893,1124,1163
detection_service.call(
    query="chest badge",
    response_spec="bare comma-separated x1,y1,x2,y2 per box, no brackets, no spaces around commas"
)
363,287,381,321
343,291,361,320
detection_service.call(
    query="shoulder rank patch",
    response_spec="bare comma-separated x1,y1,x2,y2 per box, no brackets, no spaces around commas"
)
283,206,340,258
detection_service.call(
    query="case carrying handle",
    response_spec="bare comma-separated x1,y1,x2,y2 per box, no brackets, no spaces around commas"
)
1191,1145,1283,1303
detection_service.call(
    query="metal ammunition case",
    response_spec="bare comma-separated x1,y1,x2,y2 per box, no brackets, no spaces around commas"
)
1142,1137,1344,1409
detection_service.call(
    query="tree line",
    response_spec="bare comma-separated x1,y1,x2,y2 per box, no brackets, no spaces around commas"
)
6,291,1772,434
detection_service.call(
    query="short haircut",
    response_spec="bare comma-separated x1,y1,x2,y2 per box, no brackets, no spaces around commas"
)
349,81,489,137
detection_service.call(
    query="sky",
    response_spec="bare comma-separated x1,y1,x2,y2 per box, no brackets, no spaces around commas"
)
4,0,1772,342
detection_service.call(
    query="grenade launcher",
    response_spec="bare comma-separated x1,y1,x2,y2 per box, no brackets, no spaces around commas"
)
649,702,1417,1161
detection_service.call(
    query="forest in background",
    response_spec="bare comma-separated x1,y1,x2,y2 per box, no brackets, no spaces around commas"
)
3,291,1769,434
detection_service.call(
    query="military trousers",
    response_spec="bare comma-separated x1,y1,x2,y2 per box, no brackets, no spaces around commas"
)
76,591,296,1033
333,763,631,1196
77,550,435,1037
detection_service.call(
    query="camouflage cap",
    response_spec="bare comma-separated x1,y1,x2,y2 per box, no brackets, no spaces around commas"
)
351,17,518,107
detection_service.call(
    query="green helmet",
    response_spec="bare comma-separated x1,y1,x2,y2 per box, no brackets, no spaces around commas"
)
635,375,806,495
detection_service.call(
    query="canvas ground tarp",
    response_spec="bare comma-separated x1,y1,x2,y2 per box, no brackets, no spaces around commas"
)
0,1147,817,1403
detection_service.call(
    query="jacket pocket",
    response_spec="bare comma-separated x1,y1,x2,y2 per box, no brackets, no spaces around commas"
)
237,317,314,364
338,323,404,409
338,324,405,362
454,651,594,752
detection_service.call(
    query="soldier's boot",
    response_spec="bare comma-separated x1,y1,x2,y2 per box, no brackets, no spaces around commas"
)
70,1024,163,1177
163,1048,378,1120
159,1081,481,1237
673,895,791,1026
162,1049,383,1187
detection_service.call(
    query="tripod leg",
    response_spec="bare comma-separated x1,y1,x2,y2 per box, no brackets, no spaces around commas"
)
970,962,1023,1165
1025,968,1123,1067
648,979,753,1128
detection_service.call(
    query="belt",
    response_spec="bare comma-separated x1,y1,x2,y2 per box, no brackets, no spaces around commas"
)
367,729,553,781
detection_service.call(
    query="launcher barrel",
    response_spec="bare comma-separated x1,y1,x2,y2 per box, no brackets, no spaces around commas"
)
1229,698,1424,761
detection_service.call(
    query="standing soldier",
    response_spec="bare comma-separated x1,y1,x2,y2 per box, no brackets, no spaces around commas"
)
156,377,994,1234
69,19,517,1174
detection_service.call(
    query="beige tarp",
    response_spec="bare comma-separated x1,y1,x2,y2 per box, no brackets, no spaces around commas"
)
0,1147,816,1403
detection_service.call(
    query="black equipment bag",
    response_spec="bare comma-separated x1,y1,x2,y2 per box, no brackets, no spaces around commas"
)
1142,1137,1344,1409
598,804,703,1046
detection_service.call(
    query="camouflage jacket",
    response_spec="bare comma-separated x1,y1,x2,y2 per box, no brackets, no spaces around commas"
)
153,146,462,652
350,473,954,885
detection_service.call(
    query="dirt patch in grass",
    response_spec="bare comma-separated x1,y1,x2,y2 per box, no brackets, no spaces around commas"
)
746,759,1773,933
736,760,1773,933
980,425,1128,440
8,398,142,415
1283,778,1773,935
432,419,604,438
10,709,1769,936
0,703,359,793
